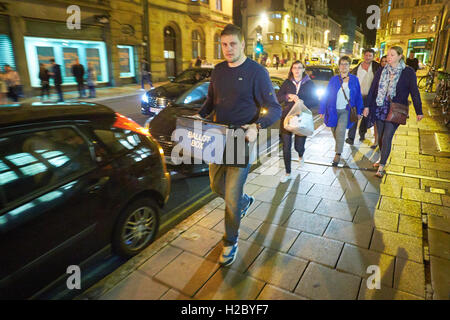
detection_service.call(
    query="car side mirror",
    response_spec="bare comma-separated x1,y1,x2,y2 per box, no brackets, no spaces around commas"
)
168,76,175,82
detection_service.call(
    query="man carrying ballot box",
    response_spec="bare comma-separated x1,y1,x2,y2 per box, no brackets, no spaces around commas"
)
194,24,281,266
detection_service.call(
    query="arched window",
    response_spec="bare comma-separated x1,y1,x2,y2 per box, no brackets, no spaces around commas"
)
192,30,205,59
294,32,299,44
214,33,222,59
301,33,305,43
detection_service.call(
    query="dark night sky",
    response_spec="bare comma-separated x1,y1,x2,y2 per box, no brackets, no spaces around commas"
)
328,0,382,46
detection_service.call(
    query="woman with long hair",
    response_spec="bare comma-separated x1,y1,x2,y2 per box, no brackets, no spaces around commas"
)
364,46,423,177
319,56,364,166
277,60,319,183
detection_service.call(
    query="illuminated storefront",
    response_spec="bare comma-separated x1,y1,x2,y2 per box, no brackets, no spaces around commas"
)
0,16,15,70
24,37,109,88
117,45,136,78
407,38,432,64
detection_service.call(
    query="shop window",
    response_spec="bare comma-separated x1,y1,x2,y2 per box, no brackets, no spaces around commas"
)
214,33,222,59
192,30,205,60
24,37,109,87
117,45,136,78
0,35,16,71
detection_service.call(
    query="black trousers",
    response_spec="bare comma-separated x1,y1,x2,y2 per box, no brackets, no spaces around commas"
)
348,96,368,141
55,84,64,102
76,79,85,97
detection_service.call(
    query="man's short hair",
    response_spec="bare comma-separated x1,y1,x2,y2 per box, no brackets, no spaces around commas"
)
363,48,375,55
50,58,55,63
220,24,243,41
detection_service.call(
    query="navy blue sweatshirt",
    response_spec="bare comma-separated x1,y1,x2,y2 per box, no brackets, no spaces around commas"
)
199,58,282,129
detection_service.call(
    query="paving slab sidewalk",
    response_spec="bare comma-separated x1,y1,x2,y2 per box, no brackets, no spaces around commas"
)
76,93,449,301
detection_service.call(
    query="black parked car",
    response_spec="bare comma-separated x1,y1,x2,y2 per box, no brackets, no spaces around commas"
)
140,67,213,117
0,102,170,299
146,77,284,173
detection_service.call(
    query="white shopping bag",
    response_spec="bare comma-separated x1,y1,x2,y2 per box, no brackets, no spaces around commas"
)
283,100,314,136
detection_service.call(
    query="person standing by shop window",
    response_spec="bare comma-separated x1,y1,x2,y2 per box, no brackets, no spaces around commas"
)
346,48,380,145
195,24,281,266
406,51,419,73
140,58,153,90
39,63,50,101
364,46,423,178
277,60,318,183
4,64,21,102
87,62,97,99
49,59,64,102
71,59,85,98
319,56,364,166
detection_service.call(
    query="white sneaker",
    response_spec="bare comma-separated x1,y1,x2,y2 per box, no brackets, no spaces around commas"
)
219,243,238,266
280,174,292,183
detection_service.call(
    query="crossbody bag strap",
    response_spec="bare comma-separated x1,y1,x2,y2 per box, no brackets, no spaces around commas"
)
339,76,351,105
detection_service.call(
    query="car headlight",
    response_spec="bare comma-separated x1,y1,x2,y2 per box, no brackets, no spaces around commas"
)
142,94,149,103
316,88,325,98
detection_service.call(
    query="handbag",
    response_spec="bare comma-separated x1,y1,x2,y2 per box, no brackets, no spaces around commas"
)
386,97,409,125
339,76,358,123
283,100,314,136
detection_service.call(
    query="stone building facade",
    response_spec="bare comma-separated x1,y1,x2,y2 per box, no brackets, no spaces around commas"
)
376,0,446,64
0,0,233,95
241,0,333,64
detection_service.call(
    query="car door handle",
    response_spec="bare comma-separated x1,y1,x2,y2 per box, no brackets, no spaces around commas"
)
87,177,110,193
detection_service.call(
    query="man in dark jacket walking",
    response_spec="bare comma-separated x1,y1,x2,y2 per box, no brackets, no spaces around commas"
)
49,59,64,102
71,59,85,98
406,51,419,72
346,48,380,144
195,24,281,266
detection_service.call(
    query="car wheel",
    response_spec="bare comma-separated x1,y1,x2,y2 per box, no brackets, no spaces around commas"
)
112,198,160,258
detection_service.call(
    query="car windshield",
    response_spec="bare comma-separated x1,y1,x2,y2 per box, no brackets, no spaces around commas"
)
306,68,334,81
173,69,211,84
175,82,210,107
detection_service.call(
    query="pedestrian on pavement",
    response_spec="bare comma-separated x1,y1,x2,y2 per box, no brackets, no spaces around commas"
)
277,60,319,183
195,56,202,67
266,56,271,68
275,55,280,70
364,46,423,178
39,63,50,101
0,70,8,105
4,64,21,102
406,51,419,73
71,59,85,98
141,58,153,90
380,55,388,68
49,59,64,102
319,56,364,166
346,48,380,145
195,24,281,266
369,55,388,149
87,62,97,98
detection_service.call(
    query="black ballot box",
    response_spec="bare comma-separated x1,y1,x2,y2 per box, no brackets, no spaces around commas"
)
173,115,256,167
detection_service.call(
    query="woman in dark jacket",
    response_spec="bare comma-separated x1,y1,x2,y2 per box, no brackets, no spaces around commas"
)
277,60,319,183
319,56,364,166
364,46,423,177
38,63,50,101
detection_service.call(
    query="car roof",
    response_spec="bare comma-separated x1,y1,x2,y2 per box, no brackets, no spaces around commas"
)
306,65,334,69
0,102,115,128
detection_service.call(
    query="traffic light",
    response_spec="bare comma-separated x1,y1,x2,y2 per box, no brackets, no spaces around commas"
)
255,40,264,54
329,40,336,51
425,37,434,50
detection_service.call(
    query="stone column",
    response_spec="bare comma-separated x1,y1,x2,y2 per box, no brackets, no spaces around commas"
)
9,15,32,96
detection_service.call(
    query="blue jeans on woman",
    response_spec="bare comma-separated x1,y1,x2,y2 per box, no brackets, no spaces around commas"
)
209,163,251,246
281,132,306,174
376,120,400,165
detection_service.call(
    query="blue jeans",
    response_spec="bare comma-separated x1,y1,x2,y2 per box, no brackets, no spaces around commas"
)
88,85,96,98
209,163,251,246
376,120,400,165
281,132,306,174
141,74,153,89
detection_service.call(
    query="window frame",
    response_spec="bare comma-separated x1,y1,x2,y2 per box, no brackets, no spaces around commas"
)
0,124,97,212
